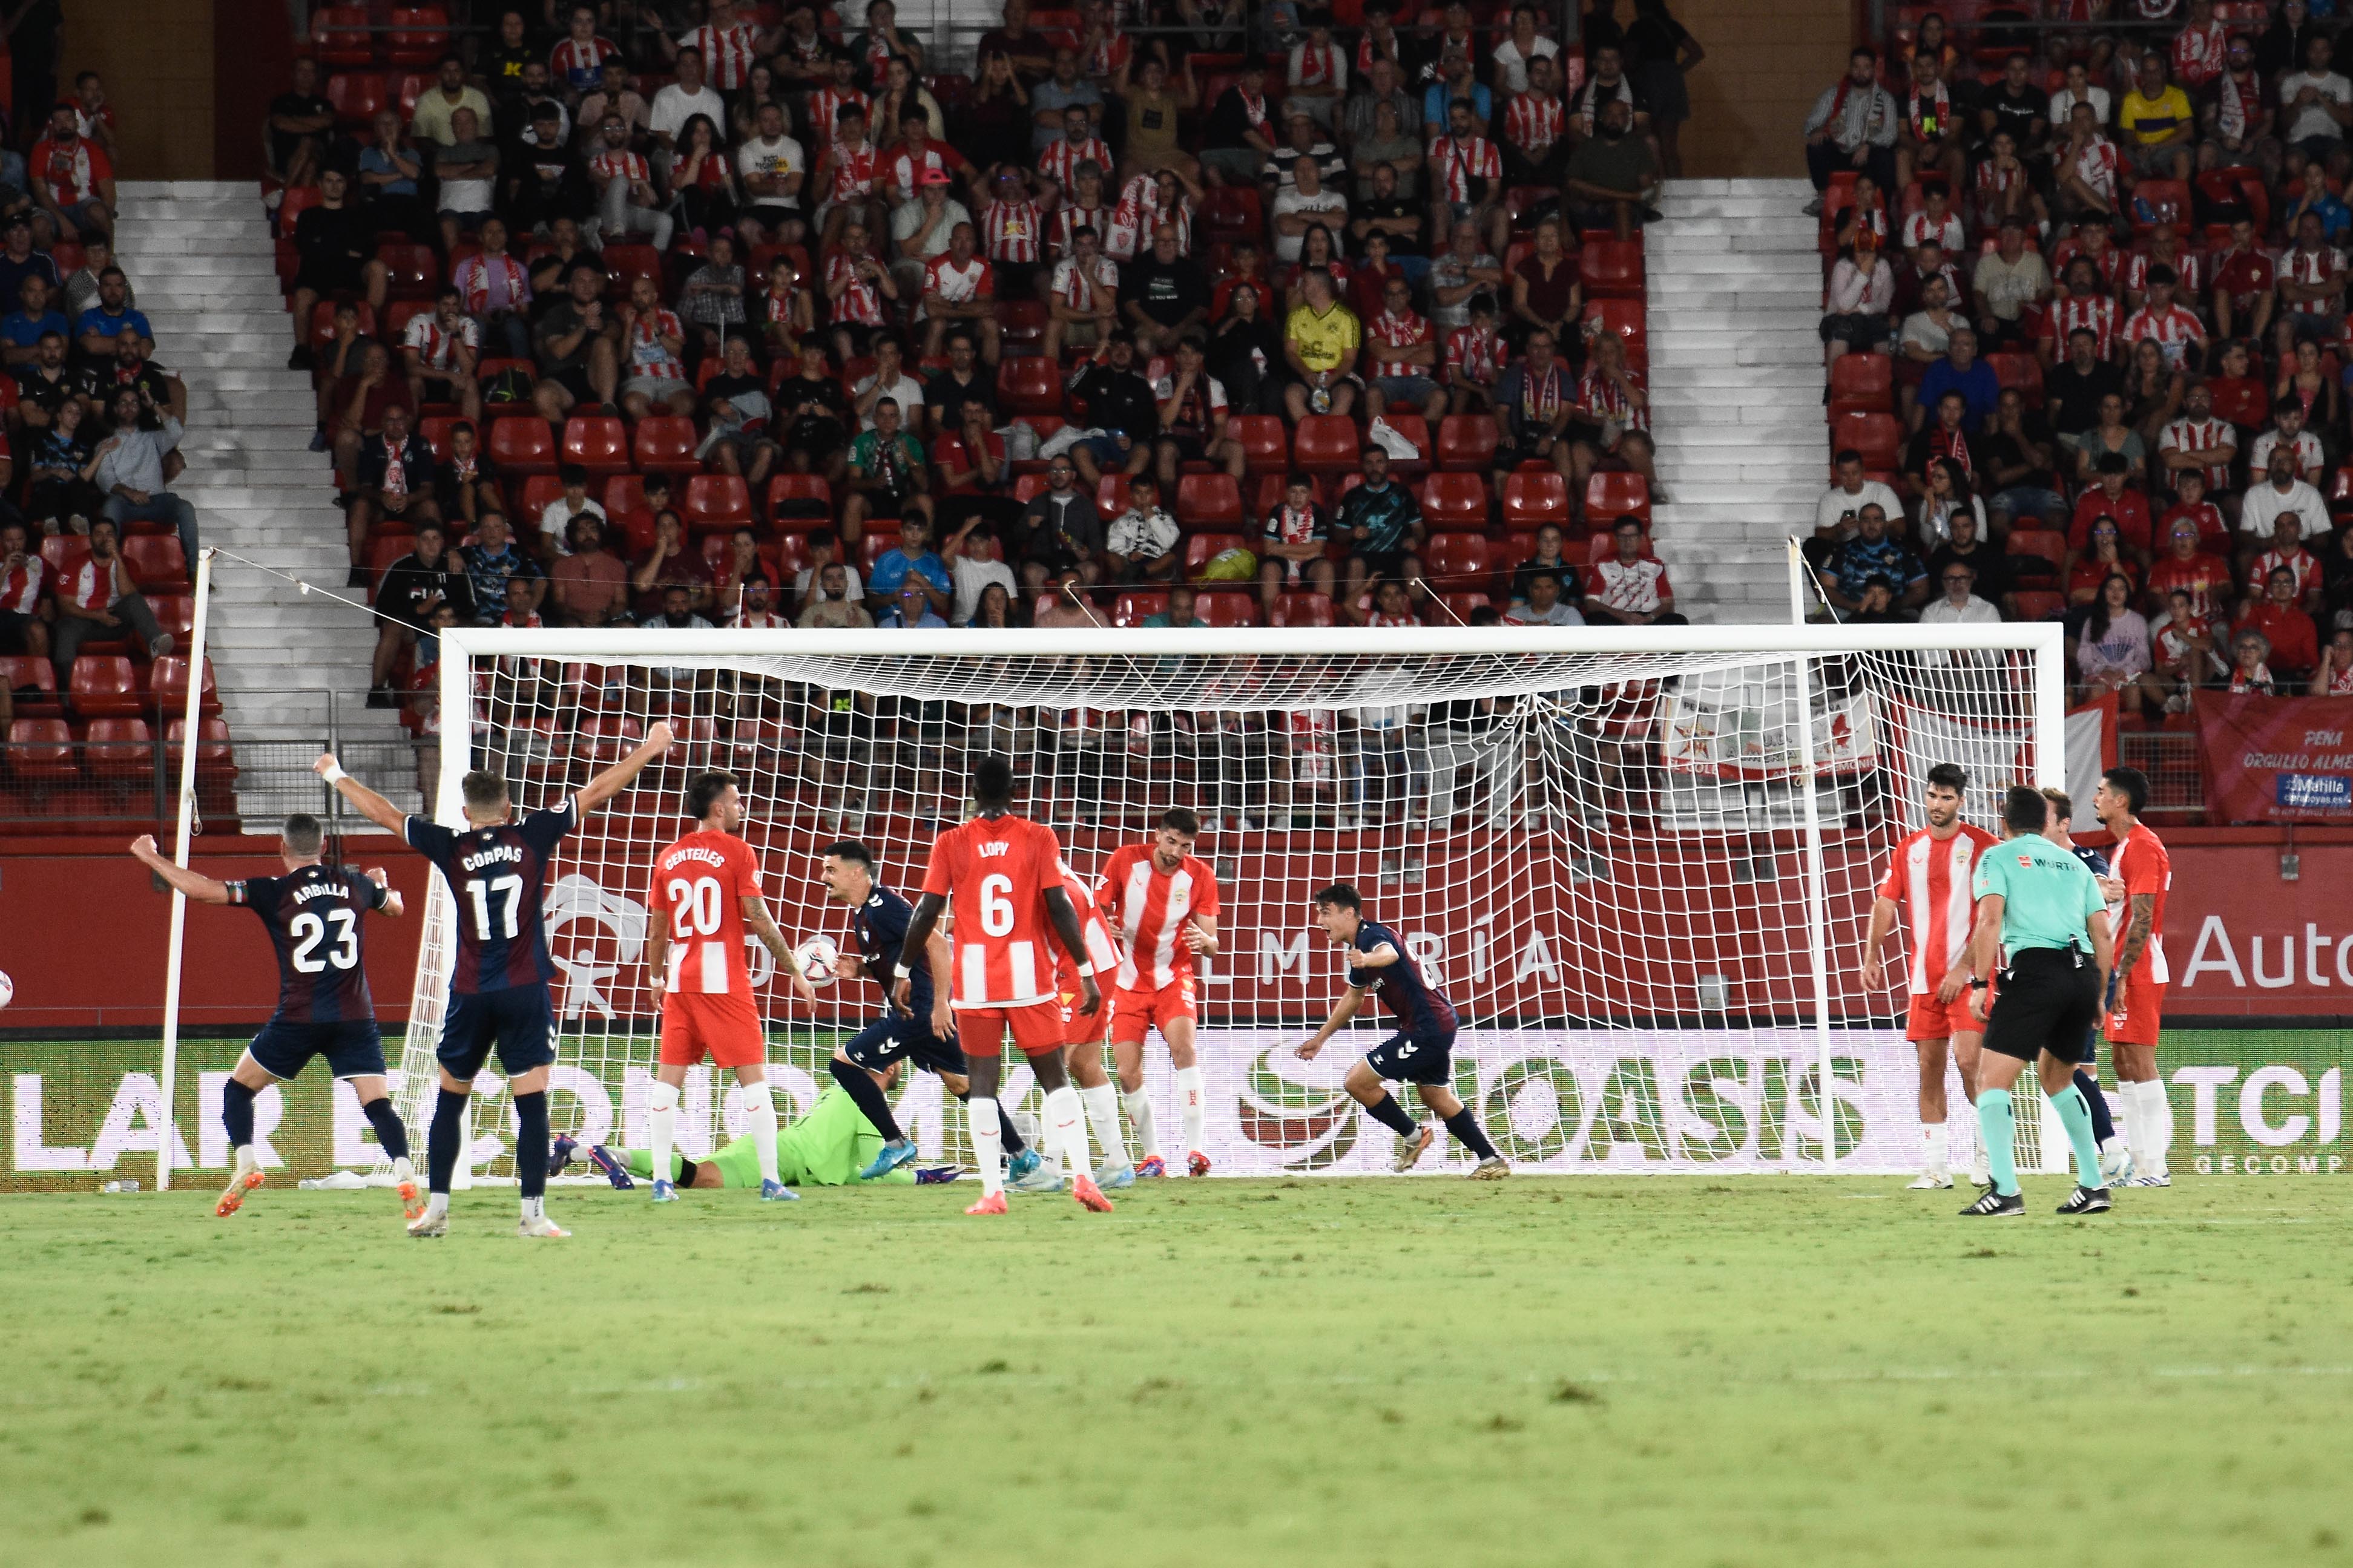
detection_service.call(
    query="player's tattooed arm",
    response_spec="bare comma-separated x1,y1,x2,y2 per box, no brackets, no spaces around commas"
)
743,896,821,1005
1295,985,1368,1060
128,834,234,904
2117,891,2154,976
578,720,674,814
363,867,406,918
2088,905,2116,1003
1042,885,1102,1014
314,752,407,834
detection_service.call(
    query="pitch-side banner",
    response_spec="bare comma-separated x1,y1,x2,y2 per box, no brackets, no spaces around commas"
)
2196,692,2353,824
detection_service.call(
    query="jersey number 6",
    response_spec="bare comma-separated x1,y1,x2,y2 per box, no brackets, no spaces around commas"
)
979,872,1016,937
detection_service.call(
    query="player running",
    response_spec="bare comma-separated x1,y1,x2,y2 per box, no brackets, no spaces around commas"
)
1055,852,1135,1189
2093,766,2173,1187
815,839,1052,1190
2041,788,2129,1186
1093,808,1220,1179
129,817,413,1222
318,723,672,1239
1860,763,2001,1190
551,1075,956,1190
893,753,1112,1216
1295,884,1508,1179
643,770,819,1206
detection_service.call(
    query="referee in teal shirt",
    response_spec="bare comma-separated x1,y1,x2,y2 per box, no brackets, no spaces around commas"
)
1958,785,2116,1218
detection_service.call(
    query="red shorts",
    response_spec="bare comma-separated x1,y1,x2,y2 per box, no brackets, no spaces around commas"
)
1108,974,1199,1048
955,1000,1067,1058
2107,971,2165,1048
659,991,766,1068
1061,986,1109,1048
1904,986,1982,1043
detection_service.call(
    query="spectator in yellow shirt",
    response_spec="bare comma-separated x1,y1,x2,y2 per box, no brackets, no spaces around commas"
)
1283,266,1362,420
2116,54,2194,182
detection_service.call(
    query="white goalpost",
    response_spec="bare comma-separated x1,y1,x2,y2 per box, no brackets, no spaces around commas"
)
377,622,2071,1183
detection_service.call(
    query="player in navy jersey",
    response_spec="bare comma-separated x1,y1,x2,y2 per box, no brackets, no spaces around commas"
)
1295,884,1509,1178
2042,787,2127,1184
317,722,673,1238
130,816,415,1222
812,839,1045,1186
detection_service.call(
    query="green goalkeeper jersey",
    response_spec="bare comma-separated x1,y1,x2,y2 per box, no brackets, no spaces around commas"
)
619,1087,913,1187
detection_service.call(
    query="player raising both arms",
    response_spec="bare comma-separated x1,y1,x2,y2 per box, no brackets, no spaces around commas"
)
893,754,1113,1216
1295,884,1509,1179
643,771,819,1205
1860,763,2001,1190
815,839,1052,1190
318,723,672,1238
2093,766,2173,1187
130,817,413,1221
1093,808,1219,1179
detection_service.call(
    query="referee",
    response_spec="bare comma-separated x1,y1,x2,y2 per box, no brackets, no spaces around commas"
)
1957,786,2116,1218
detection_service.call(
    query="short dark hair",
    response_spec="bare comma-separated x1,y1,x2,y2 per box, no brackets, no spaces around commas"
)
686,770,738,821
973,753,1015,809
1834,447,1864,466
2041,785,2073,824
1926,762,1969,795
1313,883,1362,913
282,813,324,856
2002,784,2047,833
559,462,588,487
1160,807,1200,837
2102,765,2150,815
460,770,510,812
822,839,875,869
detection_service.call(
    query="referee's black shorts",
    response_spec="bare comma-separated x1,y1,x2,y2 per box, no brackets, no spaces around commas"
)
1981,947,2100,1065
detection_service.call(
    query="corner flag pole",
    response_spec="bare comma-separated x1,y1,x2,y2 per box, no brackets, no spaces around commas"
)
157,546,216,1192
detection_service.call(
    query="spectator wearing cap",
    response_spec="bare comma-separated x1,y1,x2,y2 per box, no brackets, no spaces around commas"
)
93,385,197,563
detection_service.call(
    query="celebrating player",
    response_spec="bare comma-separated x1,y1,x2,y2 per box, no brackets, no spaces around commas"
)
551,1072,953,1190
1093,808,1220,1179
129,818,413,1222
643,771,818,1206
1055,851,1134,1188
317,723,673,1238
1958,786,2114,1219
2041,788,2129,1186
2093,766,2173,1187
1860,763,2001,1190
893,754,1113,1215
1294,884,1508,1179
814,839,1053,1190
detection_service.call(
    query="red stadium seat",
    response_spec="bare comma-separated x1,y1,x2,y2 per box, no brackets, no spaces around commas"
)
165,718,237,776
1583,298,1647,367
577,715,645,764
1423,532,1495,594
599,244,663,299
1832,412,1903,470
1419,471,1488,528
996,300,1047,353
7,718,77,784
390,73,432,125
683,474,754,530
1,657,59,715
1584,471,1651,524
415,415,466,463
1828,352,1894,420
326,72,390,128
1012,473,1051,504
1176,473,1244,528
40,535,90,580
1436,592,1494,623
1270,591,1335,627
1229,414,1289,472
489,416,558,476
516,473,567,524
766,474,832,520
377,241,440,300
68,657,143,717
276,184,323,240
1194,591,1259,626
122,536,189,591
633,416,702,474
307,298,377,349
1184,533,1249,576
1436,415,1499,471
1578,238,1645,299
149,656,221,715
84,718,154,783
996,355,1064,415
1094,475,1131,516
151,596,196,643
860,532,902,573
1985,352,2044,401
2130,178,2193,237
310,6,375,65
1375,413,1431,473
1502,472,1570,528
1200,185,1264,245
562,415,632,476
604,475,650,517
2004,529,2067,583
2010,589,2065,620
1292,415,1360,475
1112,591,1168,627
384,5,451,65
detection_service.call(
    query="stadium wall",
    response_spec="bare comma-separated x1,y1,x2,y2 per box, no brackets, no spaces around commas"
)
1664,0,1856,179
61,0,217,180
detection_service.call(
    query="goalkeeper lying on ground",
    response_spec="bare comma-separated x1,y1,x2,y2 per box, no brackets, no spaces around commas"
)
550,1083,955,1190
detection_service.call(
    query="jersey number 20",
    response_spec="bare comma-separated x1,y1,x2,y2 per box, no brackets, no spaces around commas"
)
290,909,359,973
666,875,732,994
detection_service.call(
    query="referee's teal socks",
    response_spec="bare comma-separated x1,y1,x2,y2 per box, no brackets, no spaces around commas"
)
1976,1089,2019,1197
2050,1082,2105,1189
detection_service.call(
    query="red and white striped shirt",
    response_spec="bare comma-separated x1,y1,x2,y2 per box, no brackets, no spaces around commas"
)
1579,365,1650,432
1051,254,1119,309
808,85,872,143
1503,91,1564,155
589,147,651,188
2045,292,2119,358
827,140,881,205
886,143,948,203
1972,159,2026,214
0,553,42,614
1446,323,1503,384
2253,545,2322,599
1875,824,2001,995
1039,134,1115,188
923,252,994,306
1585,556,1672,614
1901,210,1965,252
920,812,1065,1008
403,311,478,372
2172,19,2229,87
1054,858,1124,992
625,307,686,380
65,556,121,614
2159,414,2234,491
1048,202,1113,258
1366,307,1432,377
2123,248,2203,298
1427,134,1501,203
550,35,622,90
982,197,1045,263
1096,842,1219,991
2052,235,2124,295
826,251,887,325
1084,28,1131,80
1116,175,1194,256
2282,243,2344,314
680,22,761,90
2120,302,2205,367
2069,136,2121,203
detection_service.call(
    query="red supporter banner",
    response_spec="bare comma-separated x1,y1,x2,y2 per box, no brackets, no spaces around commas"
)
2196,692,2353,825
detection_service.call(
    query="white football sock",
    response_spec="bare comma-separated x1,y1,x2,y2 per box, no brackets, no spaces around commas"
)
1081,1083,1128,1164
521,1196,544,1221
2112,1089,2134,1156
1175,1065,1206,1156
232,1145,258,1178
391,1154,415,1183
970,1096,1005,1196
648,1080,680,1189
1123,1085,1160,1159
1044,1085,1090,1179
744,1080,780,1186
2133,1078,2171,1173
424,1191,449,1219
1920,1122,1947,1175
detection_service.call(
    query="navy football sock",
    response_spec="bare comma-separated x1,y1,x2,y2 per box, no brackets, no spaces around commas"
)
361,1096,410,1161
2072,1069,2115,1144
513,1092,550,1201
220,1079,257,1148
1363,1091,1420,1138
830,1056,904,1143
427,1089,466,1195
1443,1107,1501,1161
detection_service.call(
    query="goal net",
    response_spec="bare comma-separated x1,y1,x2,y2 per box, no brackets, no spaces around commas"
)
386,625,2073,1182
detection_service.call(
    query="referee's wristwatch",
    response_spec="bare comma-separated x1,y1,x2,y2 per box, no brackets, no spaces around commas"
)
1968,978,1988,989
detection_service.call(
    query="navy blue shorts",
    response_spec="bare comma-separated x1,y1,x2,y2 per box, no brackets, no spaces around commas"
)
840,1011,963,1078
438,984,557,1080
1364,1028,1455,1086
249,1018,387,1081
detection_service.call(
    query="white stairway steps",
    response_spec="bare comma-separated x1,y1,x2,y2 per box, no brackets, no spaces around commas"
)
114,181,418,826
1645,177,1824,625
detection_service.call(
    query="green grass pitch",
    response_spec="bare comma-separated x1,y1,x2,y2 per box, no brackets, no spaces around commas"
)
4,1175,2349,1567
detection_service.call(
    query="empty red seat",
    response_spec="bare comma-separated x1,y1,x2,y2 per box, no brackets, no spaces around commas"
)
85,718,154,782
384,4,451,65
7,718,76,783
326,72,390,126
1436,415,1500,471
1201,185,1263,244
1184,533,1249,576
1832,412,1903,470
1094,475,1130,516
379,241,439,299
489,416,558,475
1985,352,2043,401
1229,414,1288,471
2010,589,2065,620
151,595,196,641
1419,471,1488,527
1578,238,1645,298
1191,591,1257,626
632,416,702,474
2130,178,2193,235
1112,591,1168,627
149,656,220,715
68,657,142,717
683,474,753,529
1584,471,1651,523
562,414,631,476
0,657,59,714
1436,592,1494,622
767,474,832,519
1828,352,1894,419
1423,532,1496,593
996,300,1047,351
860,531,902,572
166,718,237,775
2004,529,2068,577
1502,471,1570,527
997,355,1064,415
516,473,567,525
1292,415,1360,475
122,536,188,590
599,244,663,298
1271,591,1335,627
577,715,645,763
1176,473,1243,528
311,5,375,65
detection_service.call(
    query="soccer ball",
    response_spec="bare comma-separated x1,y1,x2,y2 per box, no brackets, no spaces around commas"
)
0,970,12,1009
792,936,840,986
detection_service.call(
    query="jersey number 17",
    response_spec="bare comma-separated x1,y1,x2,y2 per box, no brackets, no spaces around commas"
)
464,873,524,940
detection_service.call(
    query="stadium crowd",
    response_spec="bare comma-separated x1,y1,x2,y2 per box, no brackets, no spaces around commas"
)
262,0,1703,709
1804,0,2353,710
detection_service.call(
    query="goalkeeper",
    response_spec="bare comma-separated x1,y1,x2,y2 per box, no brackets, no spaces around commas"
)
550,1083,951,1190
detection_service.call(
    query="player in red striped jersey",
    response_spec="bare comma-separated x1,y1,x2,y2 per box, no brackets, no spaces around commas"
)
1092,809,1221,1179
1860,764,2003,1189
1052,856,1136,1187
2092,767,2173,1185
895,755,1113,1215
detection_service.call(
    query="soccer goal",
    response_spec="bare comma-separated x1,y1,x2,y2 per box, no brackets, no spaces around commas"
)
385,622,2076,1183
